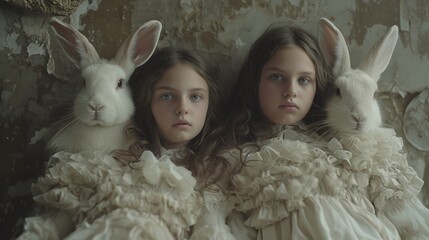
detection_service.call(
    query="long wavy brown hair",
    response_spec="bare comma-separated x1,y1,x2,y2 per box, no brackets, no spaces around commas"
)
224,23,331,149
114,47,229,186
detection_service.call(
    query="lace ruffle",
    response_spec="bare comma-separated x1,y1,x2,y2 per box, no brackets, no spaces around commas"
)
327,129,422,206
328,128,429,239
30,150,202,239
17,211,74,240
229,133,345,228
65,208,175,240
190,224,236,240
190,185,236,239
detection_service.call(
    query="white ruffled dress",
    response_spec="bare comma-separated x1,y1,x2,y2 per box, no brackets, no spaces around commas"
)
327,128,429,240
227,125,403,240
189,184,237,240
18,148,202,240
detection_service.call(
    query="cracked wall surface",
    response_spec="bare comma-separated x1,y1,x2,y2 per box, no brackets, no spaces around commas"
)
4,0,85,15
1,0,428,238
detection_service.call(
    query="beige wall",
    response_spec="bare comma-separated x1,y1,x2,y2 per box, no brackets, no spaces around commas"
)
1,0,428,238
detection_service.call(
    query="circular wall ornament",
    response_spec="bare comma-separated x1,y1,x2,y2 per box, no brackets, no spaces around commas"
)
403,89,429,151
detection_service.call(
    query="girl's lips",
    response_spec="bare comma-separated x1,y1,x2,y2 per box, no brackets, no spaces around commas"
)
279,102,299,109
172,121,191,127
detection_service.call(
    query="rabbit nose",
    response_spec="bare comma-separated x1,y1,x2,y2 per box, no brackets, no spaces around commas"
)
89,104,105,112
352,113,366,124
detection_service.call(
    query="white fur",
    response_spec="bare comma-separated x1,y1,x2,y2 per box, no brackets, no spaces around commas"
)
318,18,398,135
48,18,162,153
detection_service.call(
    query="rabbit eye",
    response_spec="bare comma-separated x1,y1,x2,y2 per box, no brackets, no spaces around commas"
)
336,88,341,97
117,79,124,89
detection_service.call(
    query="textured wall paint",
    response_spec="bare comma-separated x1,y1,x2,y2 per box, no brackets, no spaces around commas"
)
5,0,85,15
1,0,428,238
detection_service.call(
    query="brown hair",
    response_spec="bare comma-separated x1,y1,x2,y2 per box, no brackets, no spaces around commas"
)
115,47,226,185
225,23,330,147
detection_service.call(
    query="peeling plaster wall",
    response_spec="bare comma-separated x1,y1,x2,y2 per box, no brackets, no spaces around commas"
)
5,0,85,16
1,0,428,238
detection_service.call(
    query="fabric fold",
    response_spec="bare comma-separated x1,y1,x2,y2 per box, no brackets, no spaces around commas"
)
20,149,202,239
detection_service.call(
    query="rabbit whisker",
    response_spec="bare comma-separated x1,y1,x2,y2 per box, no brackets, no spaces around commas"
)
51,114,76,127
49,118,79,144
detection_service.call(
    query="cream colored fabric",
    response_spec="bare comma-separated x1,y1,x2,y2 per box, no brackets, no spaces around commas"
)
226,125,428,240
227,210,257,240
18,211,74,240
190,185,236,240
328,128,429,240
19,149,202,239
256,196,398,240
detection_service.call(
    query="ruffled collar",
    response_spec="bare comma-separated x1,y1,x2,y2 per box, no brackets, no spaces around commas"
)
160,147,187,164
161,147,178,157
270,122,321,144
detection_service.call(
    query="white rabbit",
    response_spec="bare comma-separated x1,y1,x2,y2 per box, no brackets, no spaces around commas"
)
318,19,429,240
18,19,161,240
47,18,162,153
317,18,398,135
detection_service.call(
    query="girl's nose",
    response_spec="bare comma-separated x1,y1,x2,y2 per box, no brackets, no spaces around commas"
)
176,98,189,115
282,81,298,98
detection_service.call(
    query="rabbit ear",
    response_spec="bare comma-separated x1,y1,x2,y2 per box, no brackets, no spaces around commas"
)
49,18,100,69
359,26,398,82
115,20,162,77
318,18,351,77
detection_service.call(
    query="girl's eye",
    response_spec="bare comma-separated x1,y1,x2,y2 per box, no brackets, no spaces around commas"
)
160,94,174,101
298,76,311,85
117,79,124,89
270,74,283,81
190,95,202,102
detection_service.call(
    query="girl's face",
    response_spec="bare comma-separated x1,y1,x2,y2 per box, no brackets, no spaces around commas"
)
258,46,317,125
151,63,209,149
